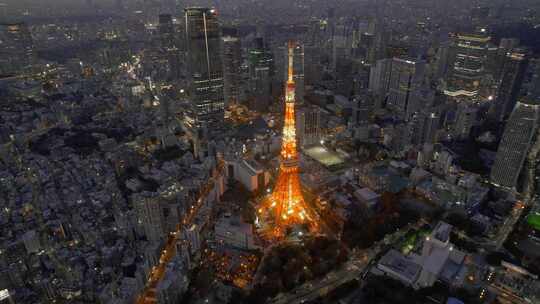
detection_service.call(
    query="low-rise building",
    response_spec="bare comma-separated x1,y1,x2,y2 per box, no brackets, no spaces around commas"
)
354,187,380,211
375,222,467,290
215,215,256,250
230,159,269,192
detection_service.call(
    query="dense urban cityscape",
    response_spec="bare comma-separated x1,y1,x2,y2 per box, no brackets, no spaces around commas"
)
1,0,540,303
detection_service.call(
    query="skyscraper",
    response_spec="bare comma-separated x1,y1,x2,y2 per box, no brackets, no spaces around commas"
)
453,103,478,140
184,7,224,131
304,44,322,86
0,22,34,75
491,49,529,122
445,33,491,102
158,13,182,81
248,37,273,111
491,99,540,189
422,111,441,144
369,58,392,97
386,57,426,119
525,59,540,100
222,35,242,106
158,14,175,49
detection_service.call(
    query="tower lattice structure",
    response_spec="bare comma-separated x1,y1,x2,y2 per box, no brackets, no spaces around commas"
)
267,41,313,236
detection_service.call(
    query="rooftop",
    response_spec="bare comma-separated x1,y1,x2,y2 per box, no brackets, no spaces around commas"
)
304,145,345,167
354,188,380,202
378,249,422,282
431,221,452,243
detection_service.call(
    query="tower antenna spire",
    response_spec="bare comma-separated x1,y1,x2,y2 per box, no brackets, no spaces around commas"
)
288,40,295,83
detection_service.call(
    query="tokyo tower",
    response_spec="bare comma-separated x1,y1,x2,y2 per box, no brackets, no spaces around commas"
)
266,40,314,236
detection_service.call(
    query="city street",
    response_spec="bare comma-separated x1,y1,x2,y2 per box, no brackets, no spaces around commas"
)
136,161,225,304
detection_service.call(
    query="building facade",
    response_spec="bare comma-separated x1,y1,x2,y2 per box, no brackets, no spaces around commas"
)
296,105,322,147
0,22,34,75
184,7,225,130
491,99,540,189
386,57,426,119
491,49,529,122
445,33,491,102
222,35,241,107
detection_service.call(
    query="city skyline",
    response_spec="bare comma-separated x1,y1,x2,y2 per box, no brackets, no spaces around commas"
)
1,1,540,303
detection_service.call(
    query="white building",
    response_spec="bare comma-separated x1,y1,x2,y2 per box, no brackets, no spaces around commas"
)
376,222,466,290
416,222,466,288
0,289,15,304
377,249,422,286
232,159,269,192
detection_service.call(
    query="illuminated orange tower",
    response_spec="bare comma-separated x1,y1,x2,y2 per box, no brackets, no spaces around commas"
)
267,40,313,236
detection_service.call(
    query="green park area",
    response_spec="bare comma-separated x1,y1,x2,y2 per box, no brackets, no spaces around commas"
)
400,227,431,255
527,213,540,231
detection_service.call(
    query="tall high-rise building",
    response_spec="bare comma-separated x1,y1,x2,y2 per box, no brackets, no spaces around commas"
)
352,94,373,125
222,35,241,106
525,59,540,100
410,112,427,145
248,37,273,111
159,14,182,81
445,33,491,102
434,43,451,81
332,34,350,73
184,7,224,131
453,103,478,140
491,49,529,122
491,99,540,189
422,111,441,144
0,22,34,75
304,44,322,86
409,86,436,118
326,7,336,46
158,14,175,48
369,58,392,97
386,57,426,119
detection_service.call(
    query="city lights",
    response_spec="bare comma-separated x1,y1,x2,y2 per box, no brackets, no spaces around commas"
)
260,41,316,238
